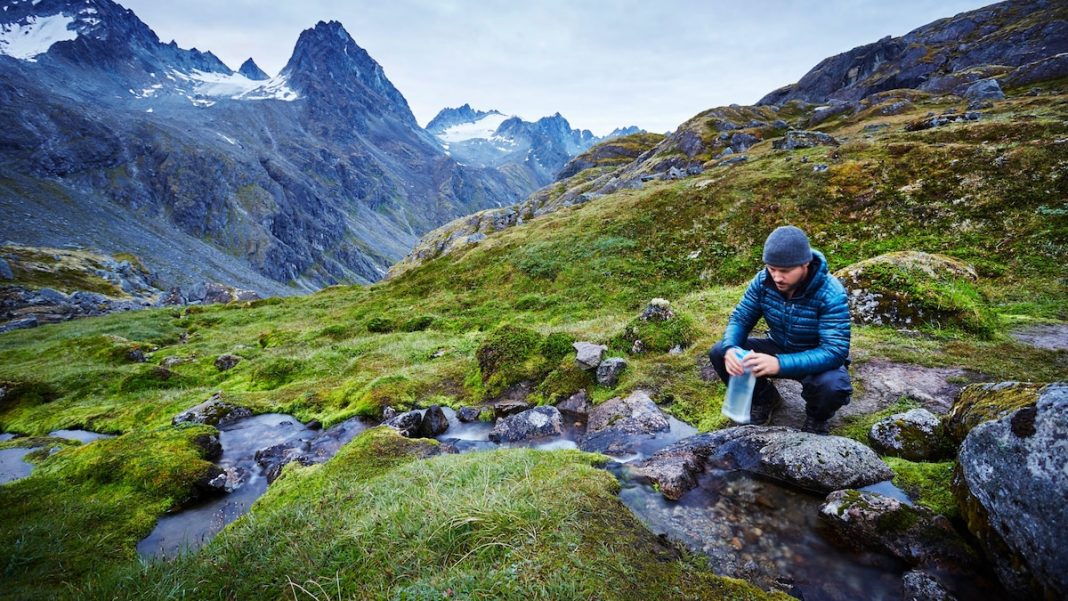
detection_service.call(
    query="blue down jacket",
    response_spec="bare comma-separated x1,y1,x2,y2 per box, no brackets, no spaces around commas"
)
721,250,851,377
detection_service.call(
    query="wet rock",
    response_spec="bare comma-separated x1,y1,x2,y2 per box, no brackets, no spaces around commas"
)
0,258,12,280
256,440,313,483
456,406,482,422
869,408,951,461
634,426,892,500
172,393,253,427
489,406,563,443
944,381,1042,444
556,389,591,416
382,406,397,421
596,358,627,387
191,433,223,461
492,398,531,418
581,390,670,454
955,383,1068,599
214,354,241,371
418,405,449,438
820,490,979,571
573,342,607,369
902,569,957,601
1010,323,1068,351
851,360,977,416
772,130,839,150
384,410,422,438
305,419,322,431
203,466,248,493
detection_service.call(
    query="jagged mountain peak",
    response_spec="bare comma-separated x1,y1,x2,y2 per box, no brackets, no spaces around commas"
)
426,104,504,134
280,19,414,123
238,57,269,80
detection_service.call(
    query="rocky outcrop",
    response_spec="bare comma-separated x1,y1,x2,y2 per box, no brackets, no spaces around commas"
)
820,489,979,571
772,130,839,150
160,282,261,305
758,1,1068,105
954,383,1068,599
488,406,563,443
868,408,951,461
633,427,893,500
172,393,252,426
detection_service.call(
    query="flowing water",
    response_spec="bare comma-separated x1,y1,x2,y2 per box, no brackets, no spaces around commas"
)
137,414,368,559
0,429,114,485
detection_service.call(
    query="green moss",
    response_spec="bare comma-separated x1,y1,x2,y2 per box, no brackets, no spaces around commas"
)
249,357,304,390
884,457,959,520
474,324,552,398
117,366,183,393
832,397,920,443
366,315,394,333
401,315,435,332
537,362,595,403
944,382,1042,443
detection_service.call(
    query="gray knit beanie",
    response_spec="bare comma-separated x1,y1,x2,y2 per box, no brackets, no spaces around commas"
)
763,225,813,267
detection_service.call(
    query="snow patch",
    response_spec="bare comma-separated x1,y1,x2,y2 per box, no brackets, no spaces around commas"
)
0,14,78,61
437,113,512,143
217,132,236,145
169,69,298,102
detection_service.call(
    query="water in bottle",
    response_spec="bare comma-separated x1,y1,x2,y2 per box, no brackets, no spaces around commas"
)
721,348,755,424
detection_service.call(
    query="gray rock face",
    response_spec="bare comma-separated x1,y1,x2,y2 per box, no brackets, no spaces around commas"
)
384,410,423,438
962,78,1005,102
556,389,591,416
956,383,1068,599
595,358,627,387
869,408,950,461
581,390,670,455
820,489,979,571
633,426,892,500
772,130,839,150
0,258,12,280
418,405,449,438
573,342,607,370
489,406,563,443
172,393,253,427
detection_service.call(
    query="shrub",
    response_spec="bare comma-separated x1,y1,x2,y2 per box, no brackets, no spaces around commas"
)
366,316,394,333
401,315,435,332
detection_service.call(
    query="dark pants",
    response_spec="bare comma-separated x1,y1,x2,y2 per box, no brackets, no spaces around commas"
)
708,338,852,421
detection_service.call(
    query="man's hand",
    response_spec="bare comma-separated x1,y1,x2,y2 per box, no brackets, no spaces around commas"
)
742,352,780,377
724,347,746,376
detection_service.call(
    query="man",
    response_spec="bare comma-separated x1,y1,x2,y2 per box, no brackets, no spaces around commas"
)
708,225,852,434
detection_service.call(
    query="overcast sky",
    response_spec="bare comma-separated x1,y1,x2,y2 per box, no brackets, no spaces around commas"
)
117,0,994,135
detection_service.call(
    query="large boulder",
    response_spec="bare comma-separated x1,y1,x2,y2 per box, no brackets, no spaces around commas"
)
954,383,1068,599
869,408,951,460
633,426,893,500
172,393,252,426
572,342,607,370
944,381,1043,444
556,389,591,416
489,406,563,443
820,490,979,571
835,252,995,335
962,78,1005,103
384,410,423,438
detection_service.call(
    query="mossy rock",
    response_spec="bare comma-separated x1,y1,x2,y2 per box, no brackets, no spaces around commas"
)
834,251,998,336
474,325,553,398
612,308,697,354
944,381,1042,444
537,362,595,404
0,380,58,411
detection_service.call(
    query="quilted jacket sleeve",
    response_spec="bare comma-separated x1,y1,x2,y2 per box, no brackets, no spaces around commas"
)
776,284,852,377
722,273,763,349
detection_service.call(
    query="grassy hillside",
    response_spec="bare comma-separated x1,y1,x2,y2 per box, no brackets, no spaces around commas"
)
1,86,1066,599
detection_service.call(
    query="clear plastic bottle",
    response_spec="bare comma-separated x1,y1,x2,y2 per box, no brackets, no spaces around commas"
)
721,348,755,424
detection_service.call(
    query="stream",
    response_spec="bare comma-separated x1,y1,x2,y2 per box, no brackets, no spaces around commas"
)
0,429,114,485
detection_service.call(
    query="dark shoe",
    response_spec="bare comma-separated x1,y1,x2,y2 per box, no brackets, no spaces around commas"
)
749,385,783,425
801,416,831,435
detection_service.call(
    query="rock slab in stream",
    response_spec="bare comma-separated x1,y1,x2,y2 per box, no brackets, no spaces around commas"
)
418,405,449,438
902,569,957,601
580,390,670,454
819,489,979,571
384,411,423,438
955,382,1068,600
633,426,892,500
172,393,252,427
489,406,563,443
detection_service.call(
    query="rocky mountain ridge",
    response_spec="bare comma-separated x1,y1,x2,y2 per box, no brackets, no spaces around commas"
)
0,0,529,293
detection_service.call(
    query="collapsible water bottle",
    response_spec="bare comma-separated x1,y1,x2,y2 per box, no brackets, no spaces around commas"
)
721,348,755,424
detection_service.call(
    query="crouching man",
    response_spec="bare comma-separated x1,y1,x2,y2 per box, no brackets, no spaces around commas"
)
708,225,852,434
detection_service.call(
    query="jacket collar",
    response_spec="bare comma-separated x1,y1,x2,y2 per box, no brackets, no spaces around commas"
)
762,250,828,299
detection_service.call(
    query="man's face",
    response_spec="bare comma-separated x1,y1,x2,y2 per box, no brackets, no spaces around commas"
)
766,263,810,295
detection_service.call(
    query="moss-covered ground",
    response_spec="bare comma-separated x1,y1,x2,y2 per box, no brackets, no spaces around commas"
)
1,91,1066,598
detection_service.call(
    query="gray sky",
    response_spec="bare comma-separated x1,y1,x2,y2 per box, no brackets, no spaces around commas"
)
117,0,994,135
